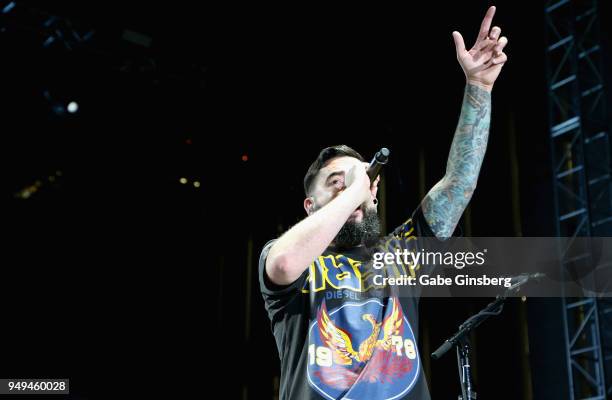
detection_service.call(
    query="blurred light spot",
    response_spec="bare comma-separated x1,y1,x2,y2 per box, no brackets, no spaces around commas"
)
67,101,79,113
3,2,16,14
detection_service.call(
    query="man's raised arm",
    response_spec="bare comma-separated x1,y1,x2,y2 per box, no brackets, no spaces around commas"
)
422,6,508,239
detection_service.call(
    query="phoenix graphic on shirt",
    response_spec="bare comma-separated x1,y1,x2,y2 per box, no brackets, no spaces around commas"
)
317,296,403,364
307,297,420,400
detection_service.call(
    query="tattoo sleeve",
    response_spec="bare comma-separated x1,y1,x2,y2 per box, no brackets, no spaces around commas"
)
422,83,491,239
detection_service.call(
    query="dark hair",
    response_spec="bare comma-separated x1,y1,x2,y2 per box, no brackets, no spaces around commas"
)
303,145,365,196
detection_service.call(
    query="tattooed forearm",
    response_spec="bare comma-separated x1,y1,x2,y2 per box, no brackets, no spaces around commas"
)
422,83,491,239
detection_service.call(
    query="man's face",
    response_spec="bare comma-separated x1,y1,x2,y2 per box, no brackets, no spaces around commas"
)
305,156,381,249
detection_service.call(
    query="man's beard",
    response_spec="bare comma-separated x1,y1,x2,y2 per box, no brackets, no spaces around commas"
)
334,206,381,249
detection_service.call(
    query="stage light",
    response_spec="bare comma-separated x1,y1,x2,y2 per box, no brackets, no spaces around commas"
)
14,170,64,200
242,154,248,162
67,101,79,113
44,91,79,116
3,2,15,14
179,177,188,184
193,181,201,188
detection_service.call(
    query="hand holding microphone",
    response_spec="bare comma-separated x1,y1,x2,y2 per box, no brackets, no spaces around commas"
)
345,148,390,205
367,148,390,181
367,148,390,204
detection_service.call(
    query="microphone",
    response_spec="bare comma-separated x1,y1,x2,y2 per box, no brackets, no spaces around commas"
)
431,341,452,360
367,148,390,181
507,272,546,292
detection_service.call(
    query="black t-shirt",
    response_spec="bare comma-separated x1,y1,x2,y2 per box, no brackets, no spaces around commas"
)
259,206,443,400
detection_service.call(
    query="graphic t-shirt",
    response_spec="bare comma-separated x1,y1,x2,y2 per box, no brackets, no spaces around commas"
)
259,206,442,400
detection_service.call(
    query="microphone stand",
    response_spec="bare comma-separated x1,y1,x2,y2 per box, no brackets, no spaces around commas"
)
431,275,535,400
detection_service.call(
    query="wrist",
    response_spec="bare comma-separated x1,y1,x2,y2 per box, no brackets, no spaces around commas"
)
466,79,493,93
344,184,369,207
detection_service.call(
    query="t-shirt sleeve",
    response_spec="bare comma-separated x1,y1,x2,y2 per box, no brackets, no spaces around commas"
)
258,239,308,327
392,204,463,240
390,204,462,277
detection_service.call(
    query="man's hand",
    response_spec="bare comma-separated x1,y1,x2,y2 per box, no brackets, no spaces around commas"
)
452,6,508,91
345,163,373,205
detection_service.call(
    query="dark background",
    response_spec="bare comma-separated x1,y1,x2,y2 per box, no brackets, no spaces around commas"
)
2,1,612,398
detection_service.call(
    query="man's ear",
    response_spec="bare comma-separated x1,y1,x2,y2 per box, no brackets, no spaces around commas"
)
304,197,315,215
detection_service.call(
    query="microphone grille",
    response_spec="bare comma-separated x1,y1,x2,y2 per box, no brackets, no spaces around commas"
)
377,148,390,163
